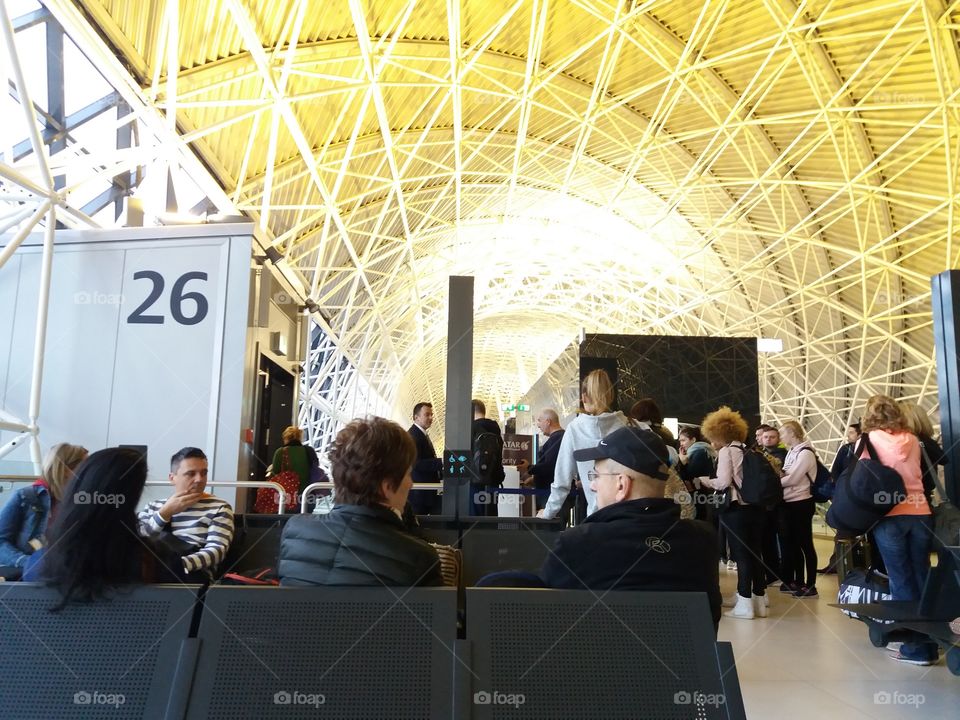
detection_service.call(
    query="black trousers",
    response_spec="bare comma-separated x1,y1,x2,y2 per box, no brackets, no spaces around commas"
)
721,504,766,597
778,498,817,587
761,508,781,583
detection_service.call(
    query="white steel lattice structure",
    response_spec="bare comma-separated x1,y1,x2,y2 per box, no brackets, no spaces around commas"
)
4,0,960,455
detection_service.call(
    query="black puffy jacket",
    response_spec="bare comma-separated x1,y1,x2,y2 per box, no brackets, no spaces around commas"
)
279,504,443,587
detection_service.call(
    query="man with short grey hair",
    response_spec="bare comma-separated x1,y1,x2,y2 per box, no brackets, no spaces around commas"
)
517,409,564,510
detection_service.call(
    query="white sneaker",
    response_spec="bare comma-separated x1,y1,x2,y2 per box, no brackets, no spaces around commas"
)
726,560,737,571
764,594,770,608
722,592,738,608
724,594,754,620
752,594,769,618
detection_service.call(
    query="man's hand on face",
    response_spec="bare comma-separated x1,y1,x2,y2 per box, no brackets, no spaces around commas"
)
159,485,204,523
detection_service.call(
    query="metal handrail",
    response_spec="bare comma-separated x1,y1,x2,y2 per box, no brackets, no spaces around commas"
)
145,480,287,514
299,481,442,513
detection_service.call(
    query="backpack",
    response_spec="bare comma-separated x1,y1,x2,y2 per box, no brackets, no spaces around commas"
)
734,444,783,507
826,435,907,535
473,430,504,485
799,446,834,503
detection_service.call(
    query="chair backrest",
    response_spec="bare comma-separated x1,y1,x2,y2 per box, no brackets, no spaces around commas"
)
0,583,199,719
466,588,734,719
460,527,558,585
219,514,290,575
185,586,458,719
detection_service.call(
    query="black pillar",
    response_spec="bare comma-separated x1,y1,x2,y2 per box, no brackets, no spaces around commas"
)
442,276,473,517
931,270,960,504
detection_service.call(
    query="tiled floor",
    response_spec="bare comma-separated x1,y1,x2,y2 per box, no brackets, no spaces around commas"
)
717,538,958,718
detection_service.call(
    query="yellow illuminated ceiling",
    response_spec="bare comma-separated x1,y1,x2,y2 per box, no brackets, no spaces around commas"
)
51,0,960,435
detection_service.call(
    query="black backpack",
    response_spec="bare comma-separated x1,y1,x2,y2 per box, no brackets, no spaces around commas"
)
473,431,504,486
734,444,783,507
799,447,834,503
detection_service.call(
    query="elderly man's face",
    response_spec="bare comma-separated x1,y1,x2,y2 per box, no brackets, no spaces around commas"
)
536,413,551,435
589,458,624,510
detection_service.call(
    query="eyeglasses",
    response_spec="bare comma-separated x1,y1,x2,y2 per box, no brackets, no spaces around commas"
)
586,470,620,482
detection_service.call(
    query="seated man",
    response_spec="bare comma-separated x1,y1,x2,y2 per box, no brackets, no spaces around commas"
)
540,426,722,629
279,417,443,586
137,447,234,579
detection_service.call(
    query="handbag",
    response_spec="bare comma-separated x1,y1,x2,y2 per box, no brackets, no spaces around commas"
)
255,448,300,513
923,445,960,548
826,434,907,535
837,568,893,624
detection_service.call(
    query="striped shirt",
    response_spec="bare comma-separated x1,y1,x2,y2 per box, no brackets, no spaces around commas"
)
138,495,234,574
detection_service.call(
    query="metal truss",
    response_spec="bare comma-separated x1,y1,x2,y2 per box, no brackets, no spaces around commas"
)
22,0,960,457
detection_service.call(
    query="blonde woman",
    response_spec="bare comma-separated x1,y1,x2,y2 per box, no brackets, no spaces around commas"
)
899,401,945,504
539,369,633,520
0,443,88,571
777,420,818,598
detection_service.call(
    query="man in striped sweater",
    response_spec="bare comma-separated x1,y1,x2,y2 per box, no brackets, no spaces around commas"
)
137,447,234,578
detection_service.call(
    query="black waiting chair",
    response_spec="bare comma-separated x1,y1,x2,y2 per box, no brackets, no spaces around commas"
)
464,588,746,720
0,583,201,719
460,523,561,586
184,586,458,719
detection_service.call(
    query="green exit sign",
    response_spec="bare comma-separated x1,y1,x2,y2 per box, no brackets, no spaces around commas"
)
517,404,530,411
502,404,515,411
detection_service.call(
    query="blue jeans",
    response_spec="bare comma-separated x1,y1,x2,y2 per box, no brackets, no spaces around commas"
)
872,515,932,601
872,514,938,660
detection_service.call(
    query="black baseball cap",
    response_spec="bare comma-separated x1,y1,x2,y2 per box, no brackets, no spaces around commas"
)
573,426,670,481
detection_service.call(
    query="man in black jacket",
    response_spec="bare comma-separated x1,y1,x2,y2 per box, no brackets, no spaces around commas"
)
408,402,442,515
516,409,564,510
540,426,722,630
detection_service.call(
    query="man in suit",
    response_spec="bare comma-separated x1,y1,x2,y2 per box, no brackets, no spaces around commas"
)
408,402,442,515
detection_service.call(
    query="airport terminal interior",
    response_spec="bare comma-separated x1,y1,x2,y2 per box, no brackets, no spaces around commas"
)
1,0,959,718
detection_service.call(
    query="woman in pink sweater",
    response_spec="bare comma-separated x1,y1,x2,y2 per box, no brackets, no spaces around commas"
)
777,421,818,597
860,395,937,666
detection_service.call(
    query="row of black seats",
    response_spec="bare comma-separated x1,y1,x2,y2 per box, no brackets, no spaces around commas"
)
222,514,564,586
0,583,745,719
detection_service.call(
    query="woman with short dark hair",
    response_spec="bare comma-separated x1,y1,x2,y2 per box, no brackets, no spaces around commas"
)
279,417,442,586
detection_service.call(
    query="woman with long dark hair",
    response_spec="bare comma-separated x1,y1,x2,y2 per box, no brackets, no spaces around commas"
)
26,447,150,607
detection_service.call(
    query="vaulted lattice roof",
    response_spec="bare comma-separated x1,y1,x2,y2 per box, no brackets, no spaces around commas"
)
31,0,960,439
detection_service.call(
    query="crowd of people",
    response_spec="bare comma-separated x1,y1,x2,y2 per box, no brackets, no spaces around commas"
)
0,372,948,664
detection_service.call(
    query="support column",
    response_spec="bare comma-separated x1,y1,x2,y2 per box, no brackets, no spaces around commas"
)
931,270,960,504
442,276,473,517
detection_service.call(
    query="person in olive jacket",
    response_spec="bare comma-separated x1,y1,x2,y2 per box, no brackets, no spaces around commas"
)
279,416,443,587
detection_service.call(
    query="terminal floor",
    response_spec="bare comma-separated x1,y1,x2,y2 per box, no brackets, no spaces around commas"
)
717,537,956,719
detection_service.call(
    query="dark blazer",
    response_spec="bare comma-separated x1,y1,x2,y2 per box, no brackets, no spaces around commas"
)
279,504,443,587
528,429,565,490
540,497,722,629
409,424,442,484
